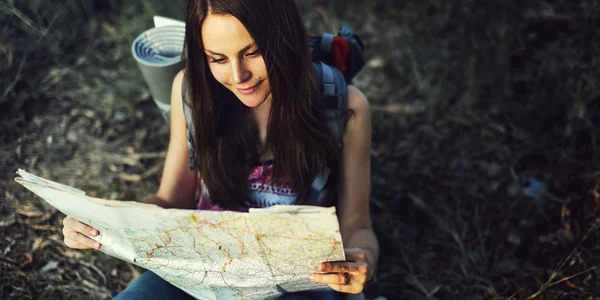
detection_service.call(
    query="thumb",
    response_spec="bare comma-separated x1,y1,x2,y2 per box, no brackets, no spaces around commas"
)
344,248,365,261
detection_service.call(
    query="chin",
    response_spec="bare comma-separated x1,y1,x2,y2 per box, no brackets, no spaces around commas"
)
236,92,270,108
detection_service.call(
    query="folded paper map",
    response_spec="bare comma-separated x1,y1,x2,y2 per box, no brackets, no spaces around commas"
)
14,169,345,299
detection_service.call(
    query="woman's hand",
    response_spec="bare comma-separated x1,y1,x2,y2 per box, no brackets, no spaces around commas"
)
308,248,372,294
61,215,101,250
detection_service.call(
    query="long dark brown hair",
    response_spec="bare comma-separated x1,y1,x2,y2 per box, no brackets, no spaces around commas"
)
183,0,340,209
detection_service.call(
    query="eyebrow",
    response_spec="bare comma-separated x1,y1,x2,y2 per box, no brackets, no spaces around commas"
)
204,42,256,56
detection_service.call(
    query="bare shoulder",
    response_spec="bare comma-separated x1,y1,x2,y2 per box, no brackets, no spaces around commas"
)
343,85,371,141
169,69,187,132
171,69,185,102
346,85,370,128
347,85,370,114
175,68,185,83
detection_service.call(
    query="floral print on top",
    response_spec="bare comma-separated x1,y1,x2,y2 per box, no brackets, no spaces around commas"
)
196,161,334,212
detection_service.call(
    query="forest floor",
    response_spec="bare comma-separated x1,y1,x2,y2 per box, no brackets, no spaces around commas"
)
1,0,599,299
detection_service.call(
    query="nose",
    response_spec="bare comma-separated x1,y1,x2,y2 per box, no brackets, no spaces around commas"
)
231,60,251,84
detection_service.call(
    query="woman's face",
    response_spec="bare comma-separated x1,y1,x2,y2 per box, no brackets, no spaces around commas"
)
201,14,271,108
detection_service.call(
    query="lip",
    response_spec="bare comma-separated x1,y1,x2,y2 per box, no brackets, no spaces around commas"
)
237,81,262,95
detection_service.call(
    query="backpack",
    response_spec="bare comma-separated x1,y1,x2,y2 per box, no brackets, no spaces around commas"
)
309,24,365,147
182,25,365,203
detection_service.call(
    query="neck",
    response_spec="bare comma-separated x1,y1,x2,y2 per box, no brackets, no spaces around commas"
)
250,94,272,145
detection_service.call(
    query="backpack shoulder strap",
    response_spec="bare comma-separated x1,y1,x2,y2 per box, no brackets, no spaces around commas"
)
181,80,197,170
312,61,348,147
307,61,347,206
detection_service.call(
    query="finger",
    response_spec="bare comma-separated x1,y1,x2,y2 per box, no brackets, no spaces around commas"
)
67,230,101,249
308,273,349,285
64,238,79,249
320,261,365,274
65,238,98,250
327,283,362,294
62,215,74,227
66,237,101,250
344,248,365,261
351,273,367,286
66,240,89,249
67,217,99,237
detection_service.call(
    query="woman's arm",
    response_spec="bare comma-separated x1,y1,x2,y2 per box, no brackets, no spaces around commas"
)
145,70,198,209
337,85,379,279
309,85,379,294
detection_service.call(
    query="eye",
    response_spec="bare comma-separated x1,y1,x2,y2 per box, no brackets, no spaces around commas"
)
246,50,260,57
209,57,226,64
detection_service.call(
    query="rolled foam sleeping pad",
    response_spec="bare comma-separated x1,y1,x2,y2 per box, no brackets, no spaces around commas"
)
132,25,185,121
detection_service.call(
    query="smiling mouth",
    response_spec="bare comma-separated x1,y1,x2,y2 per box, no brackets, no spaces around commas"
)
237,81,262,94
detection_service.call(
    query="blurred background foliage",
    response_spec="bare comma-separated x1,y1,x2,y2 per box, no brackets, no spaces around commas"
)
1,0,599,124
1,0,600,299
0,0,185,114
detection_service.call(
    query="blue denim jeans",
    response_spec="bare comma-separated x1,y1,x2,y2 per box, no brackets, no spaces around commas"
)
113,271,342,300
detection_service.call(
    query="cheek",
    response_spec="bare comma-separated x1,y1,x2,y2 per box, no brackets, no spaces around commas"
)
253,59,268,77
209,66,229,85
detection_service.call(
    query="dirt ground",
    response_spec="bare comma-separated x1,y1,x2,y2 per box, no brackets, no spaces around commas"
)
1,0,600,299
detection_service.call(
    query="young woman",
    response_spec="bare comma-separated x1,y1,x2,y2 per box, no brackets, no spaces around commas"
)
61,0,378,298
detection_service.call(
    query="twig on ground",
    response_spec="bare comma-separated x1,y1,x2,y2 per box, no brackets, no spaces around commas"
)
314,6,332,30
107,151,166,167
118,163,163,182
371,103,426,115
78,260,108,286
